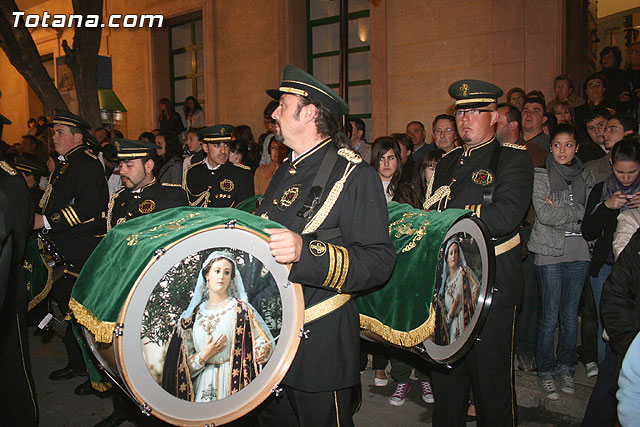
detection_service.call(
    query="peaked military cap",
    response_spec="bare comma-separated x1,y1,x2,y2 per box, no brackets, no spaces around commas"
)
267,64,349,118
0,113,11,125
49,109,91,132
14,155,48,176
84,133,101,151
113,138,160,159
448,79,503,109
198,124,234,143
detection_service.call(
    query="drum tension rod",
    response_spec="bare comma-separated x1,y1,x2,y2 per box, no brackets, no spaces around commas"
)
139,402,152,416
114,323,124,337
224,219,238,229
153,248,166,259
299,328,310,339
270,384,283,397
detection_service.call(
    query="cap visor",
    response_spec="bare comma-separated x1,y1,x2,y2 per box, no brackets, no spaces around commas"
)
266,89,284,101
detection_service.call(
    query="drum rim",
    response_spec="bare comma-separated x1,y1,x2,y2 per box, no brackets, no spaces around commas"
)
421,214,495,364
113,224,304,426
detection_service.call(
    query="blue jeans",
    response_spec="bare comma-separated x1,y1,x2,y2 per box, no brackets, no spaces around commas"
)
590,263,613,365
535,261,590,378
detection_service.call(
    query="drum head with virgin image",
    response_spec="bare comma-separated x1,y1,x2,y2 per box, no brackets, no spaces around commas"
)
422,217,494,364
114,226,303,426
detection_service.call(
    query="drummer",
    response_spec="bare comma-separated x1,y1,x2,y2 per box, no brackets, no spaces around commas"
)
183,124,255,207
98,138,188,427
107,138,188,230
425,80,534,425
13,154,48,212
255,65,396,426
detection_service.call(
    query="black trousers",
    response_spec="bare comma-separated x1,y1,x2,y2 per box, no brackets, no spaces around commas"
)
258,386,356,427
431,305,517,427
0,310,38,426
578,277,598,365
52,277,85,370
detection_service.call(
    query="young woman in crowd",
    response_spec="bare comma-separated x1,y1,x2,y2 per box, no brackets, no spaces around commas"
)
394,149,444,209
231,125,261,171
155,130,184,185
182,127,205,173
582,138,640,363
183,96,205,132
254,138,289,196
581,137,640,427
158,98,185,136
370,137,403,203
528,123,595,400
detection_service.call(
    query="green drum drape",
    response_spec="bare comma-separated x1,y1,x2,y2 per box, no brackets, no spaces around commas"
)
357,202,470,347
69,207,284,344
23,238,53,311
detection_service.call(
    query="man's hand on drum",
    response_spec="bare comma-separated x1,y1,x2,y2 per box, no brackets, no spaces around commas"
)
264,228,302,264
201,334,226,363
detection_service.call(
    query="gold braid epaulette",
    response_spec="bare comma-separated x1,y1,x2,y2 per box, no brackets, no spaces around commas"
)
423,185,451,210
183,161,210,206
83,149,99,160
302,161,358,234
0,160,17,175
161,182,182,187
106,188,125,232
502,142,527,150
337,148,362,164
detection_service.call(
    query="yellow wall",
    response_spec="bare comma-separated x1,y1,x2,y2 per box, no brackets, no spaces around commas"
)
380,0,562,135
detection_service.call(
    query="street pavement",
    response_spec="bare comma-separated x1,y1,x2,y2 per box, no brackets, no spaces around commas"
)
30,322,593,426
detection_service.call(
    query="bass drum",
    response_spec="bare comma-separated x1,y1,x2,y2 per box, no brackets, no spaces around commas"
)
358,205,494,365
77,210,303,426
419,215,494,364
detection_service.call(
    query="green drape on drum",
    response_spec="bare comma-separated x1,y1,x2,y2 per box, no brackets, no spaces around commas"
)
69,207,284,344
23,238,53,311
357,202,470,347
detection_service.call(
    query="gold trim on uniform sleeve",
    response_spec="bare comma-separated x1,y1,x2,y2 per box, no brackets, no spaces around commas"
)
331,245,343,289
476,204,482,217
61,208,74,226
320,244,337,288
334,245,349,291
68,206,81,225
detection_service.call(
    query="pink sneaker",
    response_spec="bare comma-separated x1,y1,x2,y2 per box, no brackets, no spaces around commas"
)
389,382,410,406
420,381,435,403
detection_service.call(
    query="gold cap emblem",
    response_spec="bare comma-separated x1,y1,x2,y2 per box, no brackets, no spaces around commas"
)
461,83,469,97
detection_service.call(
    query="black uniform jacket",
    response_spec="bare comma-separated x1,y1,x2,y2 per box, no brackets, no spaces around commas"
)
107,179,188,231
41,145,109,268
255,138,396,392
184,159,254,207
28,184,44,213
601,229,640,358
431,138,533,306
0,158,33,312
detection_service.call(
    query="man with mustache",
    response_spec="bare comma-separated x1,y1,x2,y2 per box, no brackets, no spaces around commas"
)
106,138,187,231
426,79,533,426
183,125,254,207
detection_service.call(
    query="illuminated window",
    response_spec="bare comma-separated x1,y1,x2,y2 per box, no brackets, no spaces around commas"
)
308,0,371,132
169,18,204,123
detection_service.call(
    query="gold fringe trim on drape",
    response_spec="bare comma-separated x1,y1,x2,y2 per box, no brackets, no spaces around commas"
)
359,304,436,347
69,298,116,343
91,380,112,392
27,239,54,311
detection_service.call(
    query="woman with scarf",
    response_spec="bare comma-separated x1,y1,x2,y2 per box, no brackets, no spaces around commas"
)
580,138,640,426
162,251,274,402
528,123,595,401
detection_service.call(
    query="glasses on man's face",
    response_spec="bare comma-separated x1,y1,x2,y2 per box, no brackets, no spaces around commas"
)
453,109,492,118
434,128,455,136
587,82,603,89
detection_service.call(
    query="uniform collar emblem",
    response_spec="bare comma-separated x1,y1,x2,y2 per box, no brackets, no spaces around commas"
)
138,199,156,214
277,185,301,210
220,179,234,192
471,169,494,186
